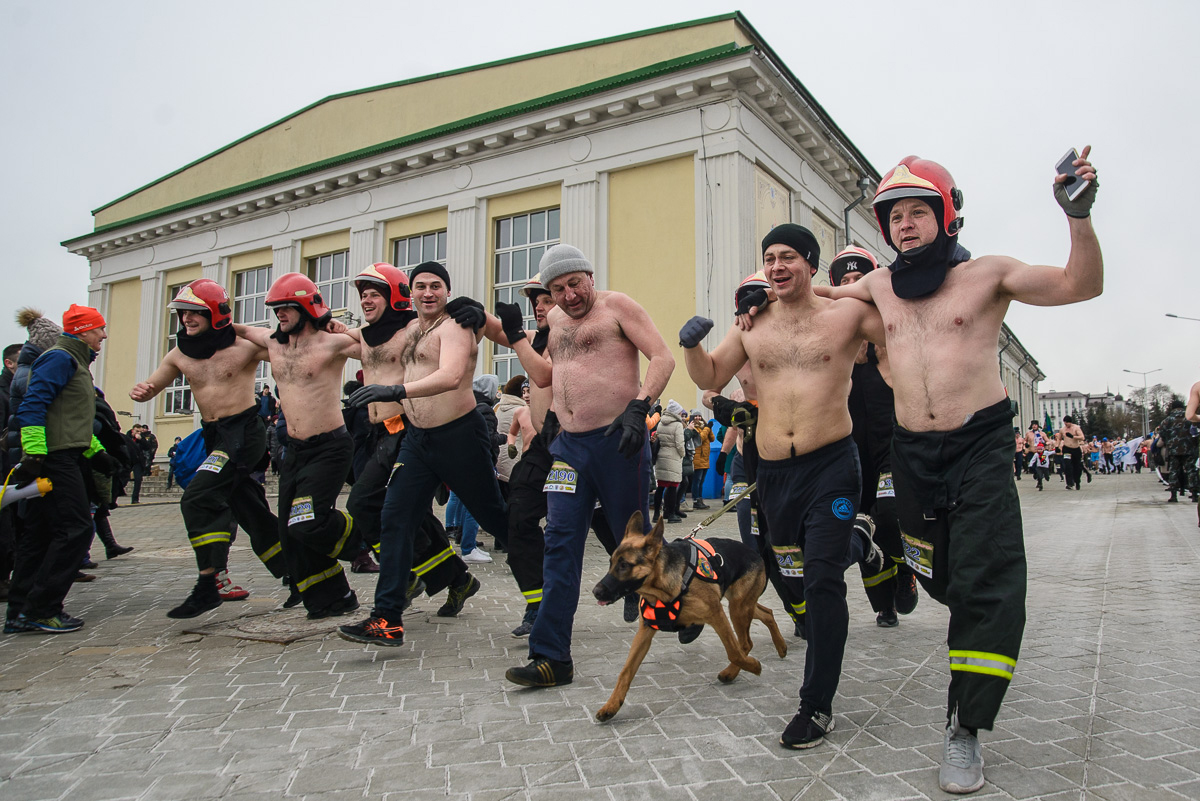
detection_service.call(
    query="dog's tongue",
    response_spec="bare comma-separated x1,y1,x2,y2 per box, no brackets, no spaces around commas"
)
597,600,610,606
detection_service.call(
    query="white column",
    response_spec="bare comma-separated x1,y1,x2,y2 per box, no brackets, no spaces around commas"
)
346,224,378,326
89,283,107,393
698,151,756,339
135,274,161,426
561,173,600,283
201,258,223,285
271,243,295,284
446,199,480,299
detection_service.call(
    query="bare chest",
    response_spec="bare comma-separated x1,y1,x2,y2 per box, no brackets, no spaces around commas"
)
550,318,623,363
269,343,326,386
744,314,844,375
179,348,253,388
363,336,405,379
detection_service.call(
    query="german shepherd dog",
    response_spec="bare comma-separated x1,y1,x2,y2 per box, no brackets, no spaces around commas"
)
591,511,787,722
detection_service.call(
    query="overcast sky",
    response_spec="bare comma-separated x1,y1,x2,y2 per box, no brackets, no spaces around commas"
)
2,0,1196,398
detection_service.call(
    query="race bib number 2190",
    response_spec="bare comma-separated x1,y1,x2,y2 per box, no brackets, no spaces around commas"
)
544,460,578,494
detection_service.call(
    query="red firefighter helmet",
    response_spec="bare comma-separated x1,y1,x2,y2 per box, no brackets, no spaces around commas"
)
828,246,879,286
734,270,770,312
873,156,964,248
169,279,232,329
520,272,550,300
354,263,412,312
265,272,331,322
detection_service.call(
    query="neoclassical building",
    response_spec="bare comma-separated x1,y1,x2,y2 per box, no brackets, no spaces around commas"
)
63,12,1041,444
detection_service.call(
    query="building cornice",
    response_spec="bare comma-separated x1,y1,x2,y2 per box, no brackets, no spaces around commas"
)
64,46,877,259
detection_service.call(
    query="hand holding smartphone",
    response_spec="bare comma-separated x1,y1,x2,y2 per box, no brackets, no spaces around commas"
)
1055,148,1091,201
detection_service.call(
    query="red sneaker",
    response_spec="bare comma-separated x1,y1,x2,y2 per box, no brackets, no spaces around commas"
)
216,570,249,601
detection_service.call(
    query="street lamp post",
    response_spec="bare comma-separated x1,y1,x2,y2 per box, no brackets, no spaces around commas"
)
1123,368,1162,436
1165,313,1200,322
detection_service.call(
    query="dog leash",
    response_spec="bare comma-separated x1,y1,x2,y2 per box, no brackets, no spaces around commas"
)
686,481,755,539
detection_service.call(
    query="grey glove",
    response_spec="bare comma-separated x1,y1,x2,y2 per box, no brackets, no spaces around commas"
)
679,316,714,349
1054,176,1098,218
348,384,406,407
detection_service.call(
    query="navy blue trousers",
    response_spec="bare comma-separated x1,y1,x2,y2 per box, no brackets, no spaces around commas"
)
528,427,650,663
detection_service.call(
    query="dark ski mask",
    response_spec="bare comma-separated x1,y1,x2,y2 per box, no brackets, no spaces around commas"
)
361,307,417,347
177,321,236,359
270,307,331,344
887,231,972,300
531,327,550,355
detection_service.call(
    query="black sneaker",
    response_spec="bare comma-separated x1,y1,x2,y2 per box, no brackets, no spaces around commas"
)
876,609,899,628
404,575,426,610
338,615,404,646
895,573,919,615
511,603,539,638
781,705,835,749
281,577,302,609
105,545,134,559
505,656,573,687
4,615,37,634
307,590,360,620
693,501,711,510
793,618,806,640
623,593,640,623
678,623,704,644
436,575,480,617
853,514,886,574
26,614,85,634
167,574,222,619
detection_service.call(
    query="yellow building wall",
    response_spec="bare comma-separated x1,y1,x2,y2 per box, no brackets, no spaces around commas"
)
94,19,750,227
384,208,449,246
607,157,696,407
229,249,272,273
300,230,350,260
103,279,142,420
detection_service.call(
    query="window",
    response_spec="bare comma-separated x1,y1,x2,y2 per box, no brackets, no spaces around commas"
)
233,266,270,325
163,283,193,416
308,250,349,310
392,230,447,274
233,267,272,397
491,208,560,384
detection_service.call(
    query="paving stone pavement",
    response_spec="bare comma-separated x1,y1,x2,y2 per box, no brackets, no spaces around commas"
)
1,472,1197,800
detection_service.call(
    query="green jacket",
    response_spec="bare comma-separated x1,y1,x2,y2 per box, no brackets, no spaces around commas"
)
18,334,101,455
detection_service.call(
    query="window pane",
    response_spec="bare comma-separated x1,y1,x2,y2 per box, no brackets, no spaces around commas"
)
437,231,447,259
512,249,527,281
423,233,435,260
495,251,510,282
529,211,546,243
498,219,511,249
499,258,511,285
529,246,544,276
409,239,421,265
513,215,528,247
548,208,560,241
334,251,346,272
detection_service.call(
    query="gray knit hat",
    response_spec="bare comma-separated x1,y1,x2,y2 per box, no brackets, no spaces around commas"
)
538,244,593,288
16,308,62,352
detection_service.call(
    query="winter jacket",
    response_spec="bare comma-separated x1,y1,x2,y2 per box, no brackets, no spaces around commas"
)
473,390,502,465
494,393,525,481
692,424,715,468
654,407,686,484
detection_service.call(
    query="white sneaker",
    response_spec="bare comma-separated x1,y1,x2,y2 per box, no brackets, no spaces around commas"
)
461,548,493,564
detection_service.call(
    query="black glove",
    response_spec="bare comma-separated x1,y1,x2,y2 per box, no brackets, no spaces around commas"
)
715,451,728,476
604,398,652,459
494,301,526,346
736,288,769,317
89,450,117,477
711,394,758,431
348,384,406,408
446,297,486,332
540,410,561,446
11,454,45,485
1054,176,1098,218
679,316,714,348
507,444,519,460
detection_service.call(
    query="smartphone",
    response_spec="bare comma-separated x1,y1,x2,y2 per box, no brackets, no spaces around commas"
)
1055,148,1090,202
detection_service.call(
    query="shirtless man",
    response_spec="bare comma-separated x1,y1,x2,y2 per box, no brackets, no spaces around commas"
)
336,262,509,647
504,244,674,687
331,264,482,646
1187,380,1199,424
130,280,286,618
507,383,536,456
821,150,1101,793
1060,415,1087,489
235,273,361,620
680,223,884,750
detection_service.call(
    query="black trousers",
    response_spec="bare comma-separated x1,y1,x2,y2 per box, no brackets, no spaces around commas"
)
756,437,862,714
181,407,285,576
739,442,807,627
859,472,900,615
505,434,551,604
277,428,354,613
6,449,93,620
374,411,508,619
1063,446,1083,489
345,423,467,596
130,462,145,504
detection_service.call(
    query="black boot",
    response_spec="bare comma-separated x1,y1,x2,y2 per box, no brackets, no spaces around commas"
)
653,487,664,522
95,514,133,559
167,574,222,619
